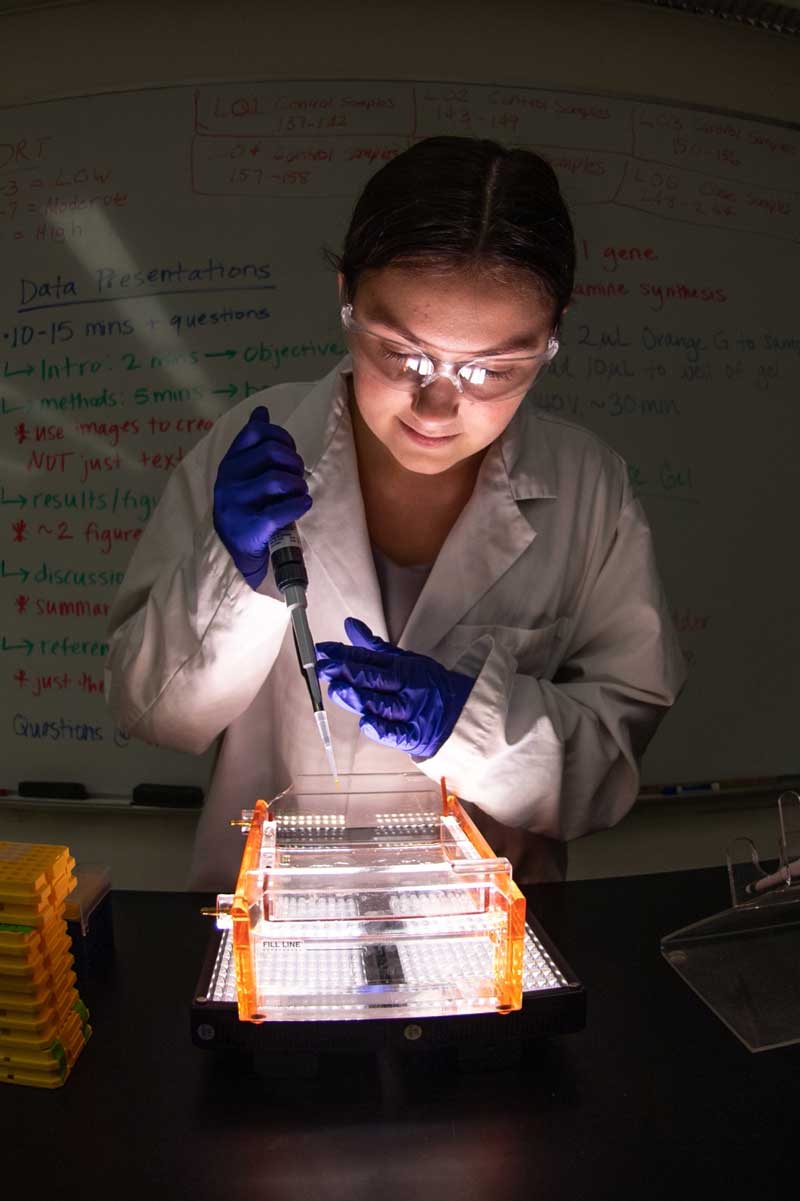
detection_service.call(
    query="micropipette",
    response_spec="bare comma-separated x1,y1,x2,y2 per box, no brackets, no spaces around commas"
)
268,524,340,783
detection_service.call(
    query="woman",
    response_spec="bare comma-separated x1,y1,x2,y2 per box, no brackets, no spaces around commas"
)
106,136,685,889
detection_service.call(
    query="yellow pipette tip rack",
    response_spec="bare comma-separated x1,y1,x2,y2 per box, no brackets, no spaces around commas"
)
0,841,92,1089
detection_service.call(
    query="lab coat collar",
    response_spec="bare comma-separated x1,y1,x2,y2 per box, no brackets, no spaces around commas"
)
401,398,558,652
282,358,352,473
286,359,559,651
499,397,559,503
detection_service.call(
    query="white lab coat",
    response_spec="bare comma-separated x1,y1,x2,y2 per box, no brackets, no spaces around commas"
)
105,357,685,890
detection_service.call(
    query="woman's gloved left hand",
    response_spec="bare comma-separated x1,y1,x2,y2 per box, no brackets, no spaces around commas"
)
316,617,474,760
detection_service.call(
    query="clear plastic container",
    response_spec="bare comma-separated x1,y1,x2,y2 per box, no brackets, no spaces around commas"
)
215,774,526,1023
661,792,800,1052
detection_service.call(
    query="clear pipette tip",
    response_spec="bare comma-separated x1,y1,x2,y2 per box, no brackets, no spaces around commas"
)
313,708,340,787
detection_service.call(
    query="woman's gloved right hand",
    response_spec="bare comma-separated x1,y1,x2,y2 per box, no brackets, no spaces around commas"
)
213,405,311,589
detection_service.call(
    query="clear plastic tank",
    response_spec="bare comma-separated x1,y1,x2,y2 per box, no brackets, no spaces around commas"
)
215,774,526,1023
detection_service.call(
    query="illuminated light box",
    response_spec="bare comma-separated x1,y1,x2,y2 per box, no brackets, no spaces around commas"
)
192,775,584,1063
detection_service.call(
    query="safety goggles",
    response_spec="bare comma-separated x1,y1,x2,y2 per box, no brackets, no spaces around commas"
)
341,304,558,402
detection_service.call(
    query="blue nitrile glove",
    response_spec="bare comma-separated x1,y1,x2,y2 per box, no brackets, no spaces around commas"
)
213,405,311,589
316,617,474,760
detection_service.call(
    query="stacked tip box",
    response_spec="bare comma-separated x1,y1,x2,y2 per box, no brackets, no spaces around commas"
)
0,842,92,1088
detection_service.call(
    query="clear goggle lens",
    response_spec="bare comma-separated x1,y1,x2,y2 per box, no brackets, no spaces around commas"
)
341,305,557,402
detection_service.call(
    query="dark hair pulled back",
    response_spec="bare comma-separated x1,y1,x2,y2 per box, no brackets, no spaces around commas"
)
327,136,574,324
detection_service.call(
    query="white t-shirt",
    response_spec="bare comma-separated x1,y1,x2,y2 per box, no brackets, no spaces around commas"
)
371,546,433,644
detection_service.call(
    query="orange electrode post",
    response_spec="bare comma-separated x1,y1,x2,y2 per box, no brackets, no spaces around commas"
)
438,778,525,1012
229,799,271,1023
213,774,526,1025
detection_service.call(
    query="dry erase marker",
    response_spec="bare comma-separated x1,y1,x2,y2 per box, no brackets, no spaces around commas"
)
18,780,89,799
656,776,800,797
662,781,721,796
746,860,800,895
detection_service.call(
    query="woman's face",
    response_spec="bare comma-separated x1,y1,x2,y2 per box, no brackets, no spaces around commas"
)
344,265,557,477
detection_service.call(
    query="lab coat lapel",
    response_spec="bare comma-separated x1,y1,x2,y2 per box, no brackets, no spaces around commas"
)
399,401,556,654
289,362,389,641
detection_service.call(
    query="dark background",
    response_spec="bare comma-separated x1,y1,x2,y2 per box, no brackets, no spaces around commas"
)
5,868,796,1201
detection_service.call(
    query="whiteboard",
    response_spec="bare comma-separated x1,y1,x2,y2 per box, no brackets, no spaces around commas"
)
1,78,798,798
